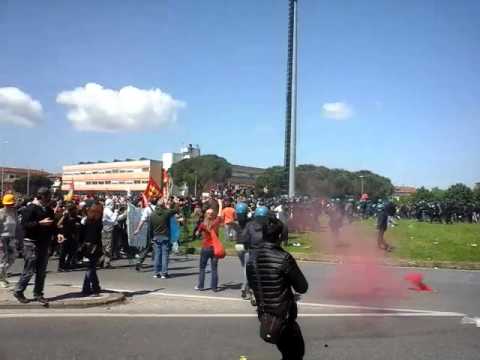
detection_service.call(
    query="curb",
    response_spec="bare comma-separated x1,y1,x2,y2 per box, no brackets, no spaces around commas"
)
0,292,126,310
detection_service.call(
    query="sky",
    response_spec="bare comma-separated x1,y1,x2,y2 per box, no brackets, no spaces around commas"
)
1,0,479,189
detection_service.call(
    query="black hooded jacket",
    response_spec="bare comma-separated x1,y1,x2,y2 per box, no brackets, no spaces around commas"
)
246,240,308,317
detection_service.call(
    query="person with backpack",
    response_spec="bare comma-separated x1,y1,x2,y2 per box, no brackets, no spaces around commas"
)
246,216,308,360
195,199,224,292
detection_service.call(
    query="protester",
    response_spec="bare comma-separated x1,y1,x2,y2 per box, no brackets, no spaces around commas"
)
150,198,178,279
0,194,19,288
195,199,223,292
221,201,237,242
80,203,103,296
14,187,59,304
246,216,308,360
101,198,126,268
133,197,156,271
377,201,396,252
57,203,81,271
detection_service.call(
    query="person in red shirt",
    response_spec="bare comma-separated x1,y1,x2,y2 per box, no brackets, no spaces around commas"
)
195,199,223,292
221,202,237,242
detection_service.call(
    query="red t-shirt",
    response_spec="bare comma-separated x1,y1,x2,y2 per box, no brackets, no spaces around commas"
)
198,217,222,248
221,207,236,225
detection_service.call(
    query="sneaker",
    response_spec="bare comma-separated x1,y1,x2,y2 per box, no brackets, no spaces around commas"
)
33,296,49,304
14,292,29,304
153,274,161,279
241,290,249,300
161,274,168,279
0,280,10,288
194,286,204,291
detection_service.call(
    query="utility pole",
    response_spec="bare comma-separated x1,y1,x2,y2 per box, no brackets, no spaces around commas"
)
359,175,365,195
284,0,299,198
1,141,8,196
26,168,31,196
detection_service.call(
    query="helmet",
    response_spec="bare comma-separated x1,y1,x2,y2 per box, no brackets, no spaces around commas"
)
254,206,269,218
235,202,248,214
2,194,16,206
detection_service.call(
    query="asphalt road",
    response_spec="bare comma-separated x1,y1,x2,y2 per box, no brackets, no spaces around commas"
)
1,255,479,359
1,317,478,360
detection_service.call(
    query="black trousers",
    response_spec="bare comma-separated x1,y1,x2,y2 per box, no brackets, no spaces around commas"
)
59,238,77,269
15,241,50,297
277,320,305,360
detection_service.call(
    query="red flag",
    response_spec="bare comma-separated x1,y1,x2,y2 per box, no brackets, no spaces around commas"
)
142,177,162,207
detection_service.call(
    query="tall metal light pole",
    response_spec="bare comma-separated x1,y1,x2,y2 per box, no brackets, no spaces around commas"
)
359,175,365,195
284,0,298,198
1,141,8,196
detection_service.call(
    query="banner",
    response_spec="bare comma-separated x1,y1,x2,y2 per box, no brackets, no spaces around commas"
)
126,203,148,249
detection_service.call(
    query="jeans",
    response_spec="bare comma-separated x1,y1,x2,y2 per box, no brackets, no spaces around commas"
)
153,235,170,276
198,247,218,290
15,240,50,297
237,250,250,292
82,256,101,294
0,236,17,279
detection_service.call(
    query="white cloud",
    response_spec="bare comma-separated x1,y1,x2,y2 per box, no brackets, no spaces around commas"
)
322,101,353,120
56,83,185,132
0,87,43,127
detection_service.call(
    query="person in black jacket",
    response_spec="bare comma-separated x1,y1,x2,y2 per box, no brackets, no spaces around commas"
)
14,188,59,304
81,203,104,296
246,217,308,360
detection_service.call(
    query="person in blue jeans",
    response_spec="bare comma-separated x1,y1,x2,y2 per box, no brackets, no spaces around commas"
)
153,234,170,279
195,199,222,291
149,198,178,279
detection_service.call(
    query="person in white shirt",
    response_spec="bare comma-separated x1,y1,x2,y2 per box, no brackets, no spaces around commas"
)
101,199,126,268
133,198,156,271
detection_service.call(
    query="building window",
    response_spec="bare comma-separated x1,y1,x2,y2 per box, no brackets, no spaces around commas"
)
134,180,141,184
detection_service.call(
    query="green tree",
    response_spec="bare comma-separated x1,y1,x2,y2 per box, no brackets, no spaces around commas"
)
412,187,433,202
12,175,53,196
256,164,394,199
170,155,232,194
255,166,285,196
445,183,473,204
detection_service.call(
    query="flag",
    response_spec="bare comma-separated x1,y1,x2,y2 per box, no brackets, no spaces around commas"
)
162,169,170,198
142,176,162,207
64,181,75,202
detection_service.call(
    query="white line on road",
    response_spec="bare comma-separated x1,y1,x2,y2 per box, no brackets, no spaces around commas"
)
71,286,466,317
0,312,465,319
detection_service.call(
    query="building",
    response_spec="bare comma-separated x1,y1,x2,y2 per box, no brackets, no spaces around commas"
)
162,144,200,170
393,186,417,198
228,165,265,187
0,167,50,194
61,159,163,193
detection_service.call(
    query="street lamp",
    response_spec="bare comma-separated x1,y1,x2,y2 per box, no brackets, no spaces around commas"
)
1,141,9,196
359,175,366,195
284,0,299,198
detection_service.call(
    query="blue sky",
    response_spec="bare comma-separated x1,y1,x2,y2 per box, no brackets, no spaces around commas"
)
1,0,479,189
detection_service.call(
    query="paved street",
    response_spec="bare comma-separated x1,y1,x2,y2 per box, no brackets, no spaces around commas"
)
0,255,479,359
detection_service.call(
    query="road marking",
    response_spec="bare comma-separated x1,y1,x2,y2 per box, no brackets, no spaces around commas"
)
0,312,465,319
143,290,464,316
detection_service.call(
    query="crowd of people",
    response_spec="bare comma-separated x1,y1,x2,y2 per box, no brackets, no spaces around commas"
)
1,186,309,359
2,184,478,359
